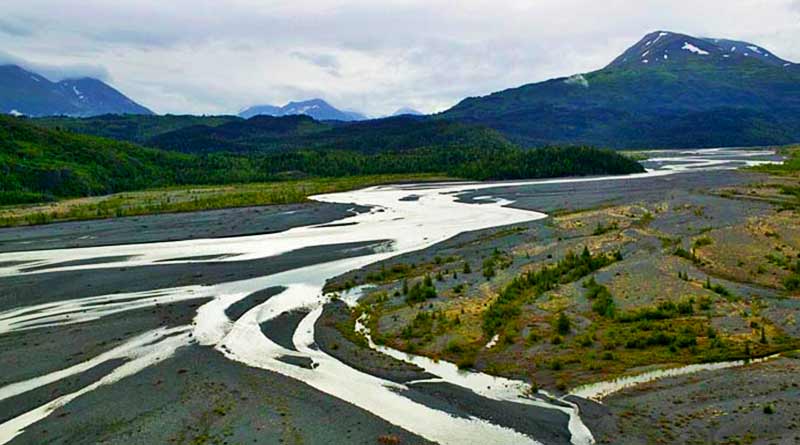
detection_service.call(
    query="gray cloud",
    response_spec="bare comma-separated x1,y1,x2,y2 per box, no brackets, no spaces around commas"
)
0,17,35,37
290,51,341,77
1,0,798,116
0,50,110,81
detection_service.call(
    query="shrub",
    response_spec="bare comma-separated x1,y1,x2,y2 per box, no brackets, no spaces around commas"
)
675,334,697,348
784,274,800,291
677,297,695,315
456,356,475,369
405,281,437,304
674,247,698,263
693,237,713,248
555,312,571,335
483,248,620,335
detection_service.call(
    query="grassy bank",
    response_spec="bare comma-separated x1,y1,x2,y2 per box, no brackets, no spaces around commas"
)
751,144,800,175
0,174,451,227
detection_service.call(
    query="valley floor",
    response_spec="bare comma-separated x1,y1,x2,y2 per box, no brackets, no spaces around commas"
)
1,149,798,444
324,160,800,443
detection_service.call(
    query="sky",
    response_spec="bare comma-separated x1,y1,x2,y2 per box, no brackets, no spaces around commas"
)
2,0,799,116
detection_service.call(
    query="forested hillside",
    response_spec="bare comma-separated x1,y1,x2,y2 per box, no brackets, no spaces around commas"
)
440,31,800,149
147,115,517,154
35,114,240,144
0,116,644,205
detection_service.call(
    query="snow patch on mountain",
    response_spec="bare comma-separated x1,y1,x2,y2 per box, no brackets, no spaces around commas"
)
747,45,762,55
72,86,86,100
652,32,669,44
286,104,320,115
682,42,710,56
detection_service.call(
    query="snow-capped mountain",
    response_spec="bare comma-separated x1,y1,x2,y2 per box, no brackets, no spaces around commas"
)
442,30,800,149
607,31,795,69
0,65,153,117
239,99,366,121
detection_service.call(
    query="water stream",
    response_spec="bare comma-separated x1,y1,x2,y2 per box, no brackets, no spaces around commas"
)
0,149,781,444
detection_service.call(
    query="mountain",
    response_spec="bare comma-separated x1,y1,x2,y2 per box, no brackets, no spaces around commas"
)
607,31,794,69
239,98,366,121
441,31,800,149
35,114,240,144
0,65,153,117
392,107,424,116
148,114,515,154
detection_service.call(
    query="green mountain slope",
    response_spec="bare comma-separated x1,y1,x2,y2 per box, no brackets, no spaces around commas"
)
34,114,240,144
0,116,643,206
147,115,516,154
0,115,195,203
441,31,800,149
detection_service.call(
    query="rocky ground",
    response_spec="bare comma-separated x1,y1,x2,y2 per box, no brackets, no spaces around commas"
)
581,355,800,445
10,345,432,445
326,167,800,442
0,201,366,253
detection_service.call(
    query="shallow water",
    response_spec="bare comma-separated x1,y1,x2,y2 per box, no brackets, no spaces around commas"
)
570,354,780,401
0,148,780,444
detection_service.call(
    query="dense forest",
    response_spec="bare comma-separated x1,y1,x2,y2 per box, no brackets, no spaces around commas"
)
36,114,517,154
1,115,644,205
35,114,239,144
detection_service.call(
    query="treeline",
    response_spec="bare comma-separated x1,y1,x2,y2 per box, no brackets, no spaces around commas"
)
232,145,644,180
34,114,239,144
1,116,644,205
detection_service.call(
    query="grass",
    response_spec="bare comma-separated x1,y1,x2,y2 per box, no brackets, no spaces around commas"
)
751,145,800,176
0,173,452,227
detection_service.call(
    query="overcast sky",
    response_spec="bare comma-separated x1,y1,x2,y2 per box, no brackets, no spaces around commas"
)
2,0,799,116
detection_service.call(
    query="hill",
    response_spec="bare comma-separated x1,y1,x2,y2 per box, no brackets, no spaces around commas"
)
239,98,366,121
0,65,153,117
441,31,800,149
0,116,643,206
147,114,516,154
35,114,240,144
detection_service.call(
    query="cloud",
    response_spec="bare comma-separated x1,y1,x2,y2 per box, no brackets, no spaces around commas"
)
291,51,341,77
1,0,798,115
0,50,110,82
0,17,35,37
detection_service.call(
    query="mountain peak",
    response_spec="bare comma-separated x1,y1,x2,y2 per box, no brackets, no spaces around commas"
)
239,98,365,121
0,64,152,117
392,107,423,116
607,31,794,70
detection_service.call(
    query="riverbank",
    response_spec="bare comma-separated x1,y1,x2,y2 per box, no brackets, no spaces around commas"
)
0,201,369,252
0,174,450,229
577,354,800,444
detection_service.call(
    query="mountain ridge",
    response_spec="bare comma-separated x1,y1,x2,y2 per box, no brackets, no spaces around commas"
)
0,64,153,117
441,30,800,149
239,98,366,121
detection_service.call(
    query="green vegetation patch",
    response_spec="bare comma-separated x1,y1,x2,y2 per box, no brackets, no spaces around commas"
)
483,247,622,336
